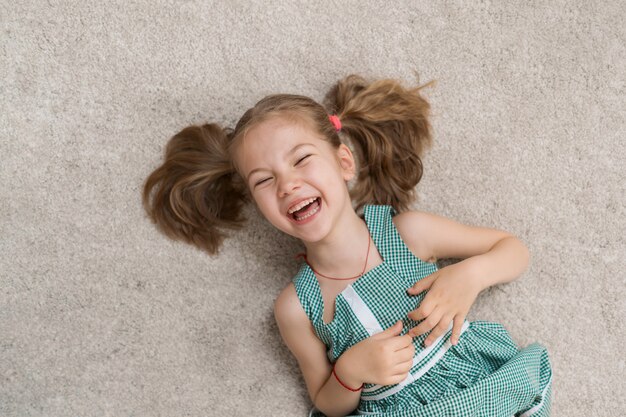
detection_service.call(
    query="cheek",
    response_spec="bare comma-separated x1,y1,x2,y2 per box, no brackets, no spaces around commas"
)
252,194,280,220
312,162,347,190
251,193,268,210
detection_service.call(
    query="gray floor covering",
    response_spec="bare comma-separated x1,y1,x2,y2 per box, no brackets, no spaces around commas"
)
1,1,624,416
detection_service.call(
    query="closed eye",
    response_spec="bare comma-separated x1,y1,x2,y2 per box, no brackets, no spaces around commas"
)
296,154,311,165
254,177,272,187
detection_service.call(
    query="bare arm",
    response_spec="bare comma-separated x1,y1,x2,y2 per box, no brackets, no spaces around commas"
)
274,283,361,417
394,210,530,290
394,210,530,345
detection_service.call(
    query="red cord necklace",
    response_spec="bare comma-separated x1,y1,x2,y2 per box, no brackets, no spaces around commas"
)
295,235,371,281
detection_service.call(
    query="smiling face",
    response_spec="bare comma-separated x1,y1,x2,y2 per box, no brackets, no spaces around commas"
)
234,114,356,243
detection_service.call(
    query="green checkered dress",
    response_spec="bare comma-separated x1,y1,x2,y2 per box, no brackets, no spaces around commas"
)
292,205,552,416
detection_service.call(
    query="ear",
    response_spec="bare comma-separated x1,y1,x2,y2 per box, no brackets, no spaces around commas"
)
336,143,356,182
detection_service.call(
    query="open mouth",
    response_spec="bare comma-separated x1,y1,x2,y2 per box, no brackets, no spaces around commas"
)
288,197,321,222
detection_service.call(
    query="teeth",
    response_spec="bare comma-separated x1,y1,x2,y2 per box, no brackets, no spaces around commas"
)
288,197,318,214
295,203,320,220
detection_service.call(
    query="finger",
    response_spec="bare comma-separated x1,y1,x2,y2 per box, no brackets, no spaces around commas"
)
391,357,414,374
424,315,453,347
406,273,436,295
409,308,443,337
391,358,414,375
390,334,414,350
392,336,415,352
450,315,464,345
408,297,435,321
386,372,410,386
374,320,403,339
395,343,415,363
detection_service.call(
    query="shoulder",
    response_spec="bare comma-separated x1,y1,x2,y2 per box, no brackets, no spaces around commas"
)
392,210,437,263
274,282,316,336
392,209,435,231
274,283,304,321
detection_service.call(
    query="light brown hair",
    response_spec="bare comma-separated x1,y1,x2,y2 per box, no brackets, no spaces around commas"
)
142,74,435,255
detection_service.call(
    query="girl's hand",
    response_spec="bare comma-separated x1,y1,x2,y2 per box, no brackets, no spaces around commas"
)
336,321,415,387
406,263,482,347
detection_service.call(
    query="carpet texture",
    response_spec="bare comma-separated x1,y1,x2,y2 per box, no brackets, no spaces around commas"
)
1,1,624,416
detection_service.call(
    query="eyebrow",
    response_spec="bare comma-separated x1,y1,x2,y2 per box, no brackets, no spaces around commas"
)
246,143,314,181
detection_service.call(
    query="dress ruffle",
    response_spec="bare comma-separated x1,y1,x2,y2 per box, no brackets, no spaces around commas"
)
311,321,552,417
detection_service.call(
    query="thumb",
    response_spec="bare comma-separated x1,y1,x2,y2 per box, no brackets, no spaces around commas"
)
407,274,436,295
376,320,403,338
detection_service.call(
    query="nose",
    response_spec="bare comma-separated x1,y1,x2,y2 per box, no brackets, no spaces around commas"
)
277,171,301,198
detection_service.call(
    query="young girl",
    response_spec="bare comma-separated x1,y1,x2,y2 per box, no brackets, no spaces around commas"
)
142,74,552,417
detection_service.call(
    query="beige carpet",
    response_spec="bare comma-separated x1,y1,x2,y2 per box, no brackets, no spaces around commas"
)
1,1,624,416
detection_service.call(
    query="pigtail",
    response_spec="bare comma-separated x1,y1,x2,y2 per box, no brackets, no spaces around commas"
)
323,74,435,213
142,123,247,255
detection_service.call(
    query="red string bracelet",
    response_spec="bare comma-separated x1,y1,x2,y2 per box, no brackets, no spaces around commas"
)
331,365,364,392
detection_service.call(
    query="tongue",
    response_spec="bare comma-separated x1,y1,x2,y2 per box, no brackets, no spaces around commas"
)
294,199,319,219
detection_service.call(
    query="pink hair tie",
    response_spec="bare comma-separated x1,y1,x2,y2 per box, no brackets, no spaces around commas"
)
328,114,342,132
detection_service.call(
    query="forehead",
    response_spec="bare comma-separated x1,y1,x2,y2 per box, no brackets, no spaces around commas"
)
245,113,318,143
235,115,327,165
